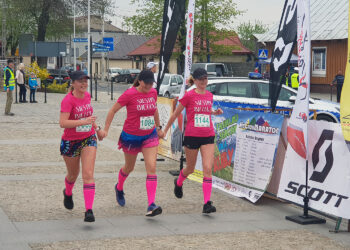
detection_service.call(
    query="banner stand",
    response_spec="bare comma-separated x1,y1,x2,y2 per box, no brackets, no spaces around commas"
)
169,148,185,176
285,160,326,225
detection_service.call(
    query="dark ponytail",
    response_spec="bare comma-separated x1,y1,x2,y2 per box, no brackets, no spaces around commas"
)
133,75,140,87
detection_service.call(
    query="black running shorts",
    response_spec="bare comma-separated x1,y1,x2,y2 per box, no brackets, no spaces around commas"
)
183,136,215,150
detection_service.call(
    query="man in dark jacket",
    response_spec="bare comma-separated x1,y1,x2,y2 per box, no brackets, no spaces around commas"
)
331,70,344,102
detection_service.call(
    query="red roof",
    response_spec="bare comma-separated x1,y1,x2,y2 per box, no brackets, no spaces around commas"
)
128,33,251,56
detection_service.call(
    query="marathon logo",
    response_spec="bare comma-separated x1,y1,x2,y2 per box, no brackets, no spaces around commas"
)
239,122,279,135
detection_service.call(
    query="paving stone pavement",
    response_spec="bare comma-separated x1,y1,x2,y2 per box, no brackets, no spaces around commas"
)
0,90,350,250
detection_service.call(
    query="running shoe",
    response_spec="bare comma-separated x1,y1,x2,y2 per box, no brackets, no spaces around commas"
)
63,189,74,210
84,209,95,222
115,184,125,207
174,178,183,198
202,201,216,214
146,203,162,217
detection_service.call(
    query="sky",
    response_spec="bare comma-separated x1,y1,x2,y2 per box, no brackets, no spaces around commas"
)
108,0,285,31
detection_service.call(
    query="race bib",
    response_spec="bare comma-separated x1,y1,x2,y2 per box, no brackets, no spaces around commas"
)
76,118,92,132
194,114,210,127
140,116,155,130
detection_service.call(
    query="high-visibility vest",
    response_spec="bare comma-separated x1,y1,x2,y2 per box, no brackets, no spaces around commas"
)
291,73,299,89
3,67,15,91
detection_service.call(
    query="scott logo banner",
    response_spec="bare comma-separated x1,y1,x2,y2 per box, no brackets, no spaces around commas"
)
278,120,350,219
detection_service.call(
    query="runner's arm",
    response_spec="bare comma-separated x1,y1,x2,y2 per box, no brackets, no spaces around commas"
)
163,103,185,135
59,112,96,128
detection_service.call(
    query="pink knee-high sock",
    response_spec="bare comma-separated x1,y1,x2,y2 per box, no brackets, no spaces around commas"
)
146,175,157,206
83,183,95,211
202,177,212,204
177,169,188,187
65,177,75,196
116,168,129,191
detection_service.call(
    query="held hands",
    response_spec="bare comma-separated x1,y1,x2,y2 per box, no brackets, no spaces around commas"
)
157,129,165,139
212,108,223,115
97,129,107,141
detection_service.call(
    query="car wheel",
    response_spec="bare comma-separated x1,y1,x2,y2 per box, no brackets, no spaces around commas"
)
316,114,335,123
164,92,170,98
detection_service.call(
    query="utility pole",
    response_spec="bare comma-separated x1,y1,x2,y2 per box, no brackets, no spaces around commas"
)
88,0,92,91
73,2,76,70
101,11,105,80
1,0,6,59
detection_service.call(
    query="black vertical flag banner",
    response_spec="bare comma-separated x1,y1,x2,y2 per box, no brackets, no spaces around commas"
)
156,0,186,94
269,0,297,111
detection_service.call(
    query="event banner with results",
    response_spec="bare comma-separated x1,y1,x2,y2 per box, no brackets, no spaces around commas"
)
190,104,284,203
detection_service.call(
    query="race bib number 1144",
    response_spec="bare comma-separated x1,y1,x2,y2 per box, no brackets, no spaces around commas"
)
194,114,210,127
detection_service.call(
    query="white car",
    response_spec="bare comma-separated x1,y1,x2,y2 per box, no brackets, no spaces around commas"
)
107,68,122,82
188,78,340,123
156,73,184,98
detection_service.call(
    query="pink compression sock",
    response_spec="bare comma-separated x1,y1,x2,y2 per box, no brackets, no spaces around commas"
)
65,177,75,196
202,177,212,204
177,169,188,187
146,175,157,206
83,183,95,211
117,168,129,191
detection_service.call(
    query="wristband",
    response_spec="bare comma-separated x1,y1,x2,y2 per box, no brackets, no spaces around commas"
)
156,126,162,131
95,126,101,131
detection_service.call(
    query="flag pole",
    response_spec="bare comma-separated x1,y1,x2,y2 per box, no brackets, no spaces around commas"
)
285,0,325,225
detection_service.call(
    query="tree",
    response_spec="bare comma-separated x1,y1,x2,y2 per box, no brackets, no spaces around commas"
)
2,0,114,65
124,0,243,64
237,21,267,53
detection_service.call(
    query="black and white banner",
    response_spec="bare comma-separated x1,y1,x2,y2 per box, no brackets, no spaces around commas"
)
269,0,297,111
278,120,350,219
157,0,186,94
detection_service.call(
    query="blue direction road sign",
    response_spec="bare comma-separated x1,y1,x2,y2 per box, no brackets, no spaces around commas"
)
92,42,109,49
258,49,268,59
103,37,114,51
73,38,88,43
93,48,109,52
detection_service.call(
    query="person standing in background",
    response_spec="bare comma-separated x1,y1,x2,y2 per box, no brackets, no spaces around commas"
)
147,62,158,89
29,72,38,103
3,59,15,116
16,63,27,103
331,70,344,102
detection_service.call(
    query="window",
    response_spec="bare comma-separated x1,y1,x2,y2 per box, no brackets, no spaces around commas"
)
206,84,216,93
170,76,177,85
217,83,228,95
176,75,183,85
312,47,326,77
162,75,170,85
256,82,296,101
227,82,253,97
48,57,54,64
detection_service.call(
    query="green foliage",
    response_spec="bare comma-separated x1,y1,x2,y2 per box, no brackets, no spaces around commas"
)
124,0,243,59
46,81,68,94
237,21,268,52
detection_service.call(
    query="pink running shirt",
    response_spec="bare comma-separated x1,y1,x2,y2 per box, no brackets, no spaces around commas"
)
60,92,95,141
117,87,157,136
179,89,215,137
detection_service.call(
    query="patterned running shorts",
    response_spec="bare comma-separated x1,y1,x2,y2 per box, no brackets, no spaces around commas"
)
60,134,97,157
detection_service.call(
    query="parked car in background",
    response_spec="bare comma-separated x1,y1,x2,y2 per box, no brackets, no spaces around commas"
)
115,69,141,83
191,63,232,77
107,68,122,82
187,77,340,123
47,69,71,84
155,73,184,97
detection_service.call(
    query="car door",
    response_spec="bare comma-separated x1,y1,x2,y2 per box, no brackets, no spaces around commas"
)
176,75,183,94
169,76,178,96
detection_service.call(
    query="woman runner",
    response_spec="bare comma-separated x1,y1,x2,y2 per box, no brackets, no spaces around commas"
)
161,68,223,214
99,70,164,216
59,71,103,222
